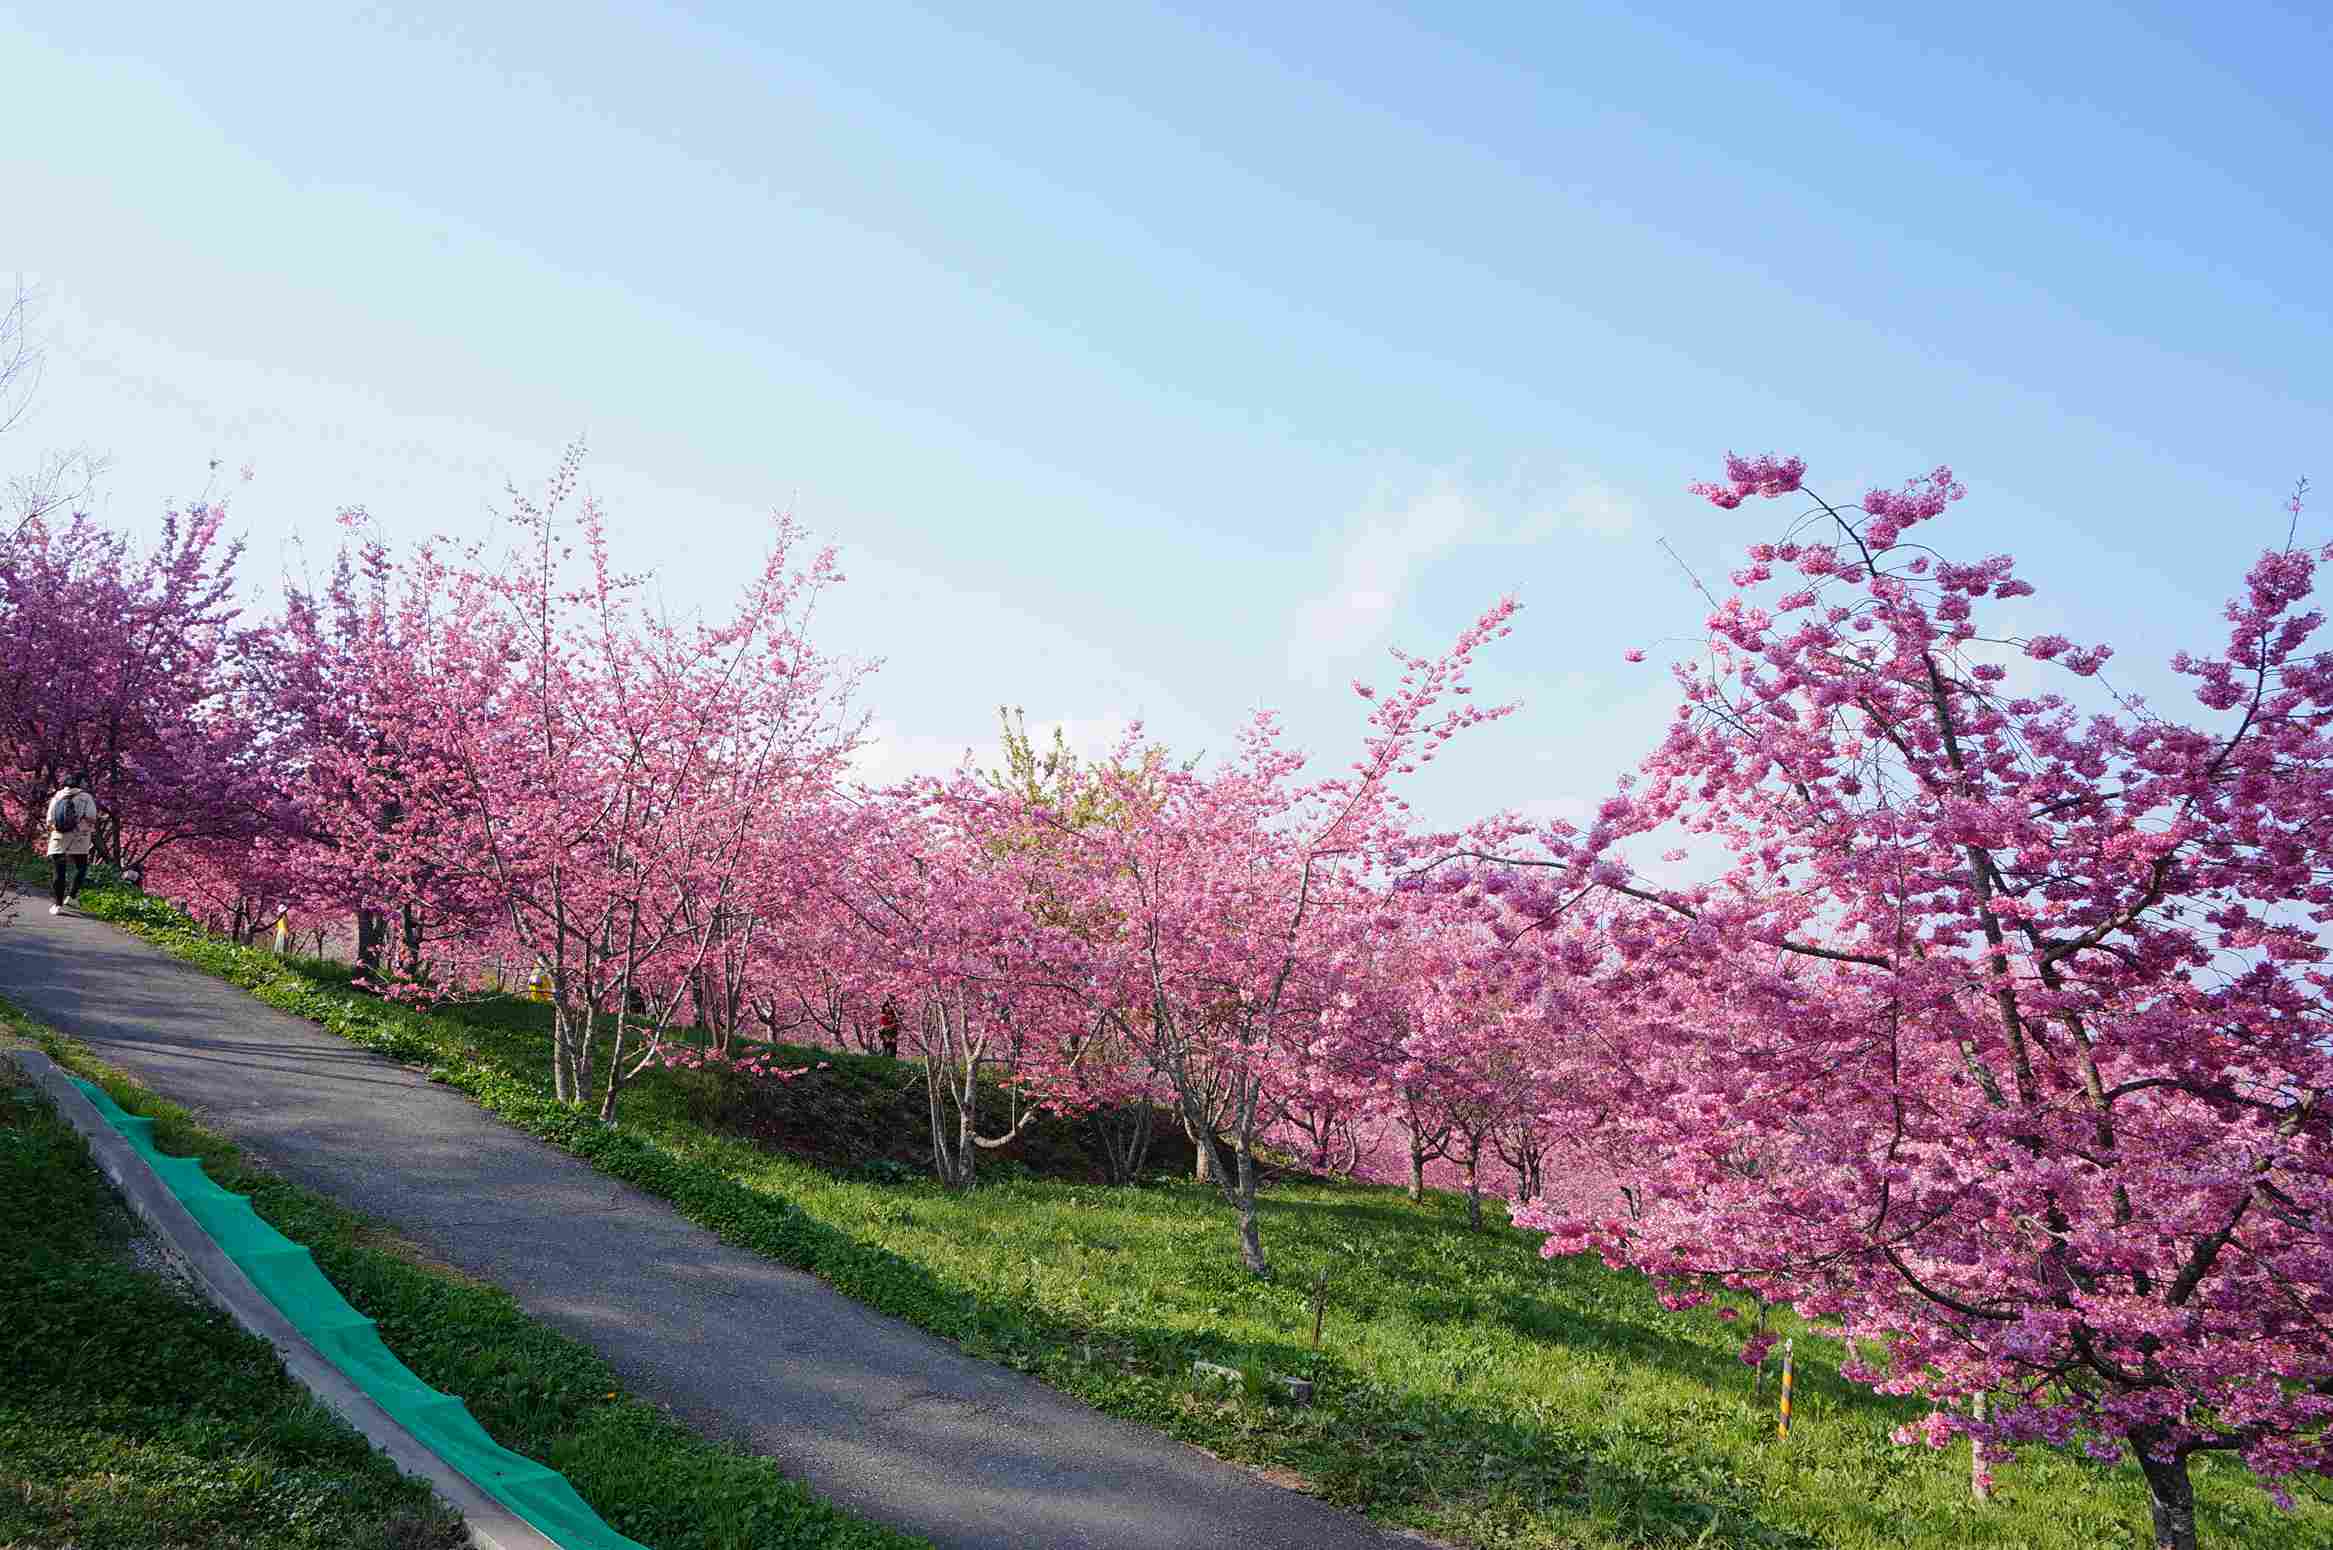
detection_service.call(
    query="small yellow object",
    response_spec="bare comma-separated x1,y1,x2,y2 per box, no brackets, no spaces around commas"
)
272,911,289,954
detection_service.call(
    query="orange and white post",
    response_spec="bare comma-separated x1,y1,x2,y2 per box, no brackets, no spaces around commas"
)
1777,1337,1795,1439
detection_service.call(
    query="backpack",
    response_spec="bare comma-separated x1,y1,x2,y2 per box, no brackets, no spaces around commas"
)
48,790,79,835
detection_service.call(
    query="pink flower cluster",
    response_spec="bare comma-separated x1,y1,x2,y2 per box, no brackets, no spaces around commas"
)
1688,452,1807,509
656,1046,832,1083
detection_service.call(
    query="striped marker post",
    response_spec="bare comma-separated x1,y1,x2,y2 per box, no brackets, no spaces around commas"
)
1776,1338,1796,1440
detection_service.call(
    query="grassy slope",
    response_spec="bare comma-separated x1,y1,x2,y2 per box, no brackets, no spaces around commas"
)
71,884,2327,1550
3,1004,924,1550
0,1050,463,1549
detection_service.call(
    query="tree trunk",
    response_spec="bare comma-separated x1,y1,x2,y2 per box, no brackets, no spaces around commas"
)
356,909,389,975
1188,1115,1215,1184
1224,1080,1271,1277
924,1049,976,1191
1092,1101,1154,1185
2132,1434,2196,1550
926,1058,955,1187
1234,1185,1266,1274
1513,1143,1544,1202
1465,1143,1484,1230
1408,1133,1426,1203
1230,1139,1267,1277
563,995,597,1111
1969,1391,1992,1501
598,1000,636,1125
1179,1112,1267,1275
551,1004,575,1106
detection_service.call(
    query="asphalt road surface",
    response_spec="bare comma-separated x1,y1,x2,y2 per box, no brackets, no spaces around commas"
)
0,897,1414,1550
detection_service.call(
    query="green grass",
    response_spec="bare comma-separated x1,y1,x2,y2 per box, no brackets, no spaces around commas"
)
0,1051,465,1549
4,1002,926,1550
66,881,2332,1549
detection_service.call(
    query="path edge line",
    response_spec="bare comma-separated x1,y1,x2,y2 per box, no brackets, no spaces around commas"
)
12,1047,567,1550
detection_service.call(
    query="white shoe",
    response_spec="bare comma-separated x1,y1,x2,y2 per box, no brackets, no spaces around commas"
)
48,905,60,915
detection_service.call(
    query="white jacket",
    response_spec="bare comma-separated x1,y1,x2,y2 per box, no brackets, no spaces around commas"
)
45,789,97,857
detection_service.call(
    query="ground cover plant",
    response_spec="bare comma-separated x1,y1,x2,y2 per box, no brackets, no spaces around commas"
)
2,1001,926,1550
62,885,2328,1549
0,1049,462,1548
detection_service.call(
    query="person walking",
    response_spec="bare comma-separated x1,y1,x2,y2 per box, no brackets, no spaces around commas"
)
44,773,99,915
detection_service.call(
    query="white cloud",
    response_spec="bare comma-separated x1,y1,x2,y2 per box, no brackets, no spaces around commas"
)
1511,467,1642,543
1948,606,2054,699
846,718,982,788
1288,466,1645,680
1287,480,1482,678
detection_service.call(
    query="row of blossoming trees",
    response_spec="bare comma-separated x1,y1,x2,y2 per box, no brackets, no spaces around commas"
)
1,444,2322,1546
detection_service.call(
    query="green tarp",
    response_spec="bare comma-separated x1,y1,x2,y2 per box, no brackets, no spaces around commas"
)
74,1078,648,1550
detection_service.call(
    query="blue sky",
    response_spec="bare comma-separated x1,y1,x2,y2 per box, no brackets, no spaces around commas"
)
4,1,2327,835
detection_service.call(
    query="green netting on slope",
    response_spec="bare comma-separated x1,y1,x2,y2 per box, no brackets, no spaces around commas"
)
72,1078,648,1550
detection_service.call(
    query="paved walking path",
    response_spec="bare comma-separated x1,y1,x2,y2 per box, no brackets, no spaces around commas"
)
0,900,1410,1550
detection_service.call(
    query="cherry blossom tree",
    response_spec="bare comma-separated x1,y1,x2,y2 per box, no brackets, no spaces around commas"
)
1396,948,1550,1229
280,450,867,1120
0,502,276,871
1067,601,1520,1274
266,515,498,985
1314,926,1459,1202
824,781,1099,1189
1445,454,2330,1548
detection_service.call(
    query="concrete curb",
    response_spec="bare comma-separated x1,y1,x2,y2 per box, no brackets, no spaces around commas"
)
11,1048,566,1550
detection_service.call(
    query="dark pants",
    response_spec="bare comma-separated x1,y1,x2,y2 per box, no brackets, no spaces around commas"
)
51,854,88,906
